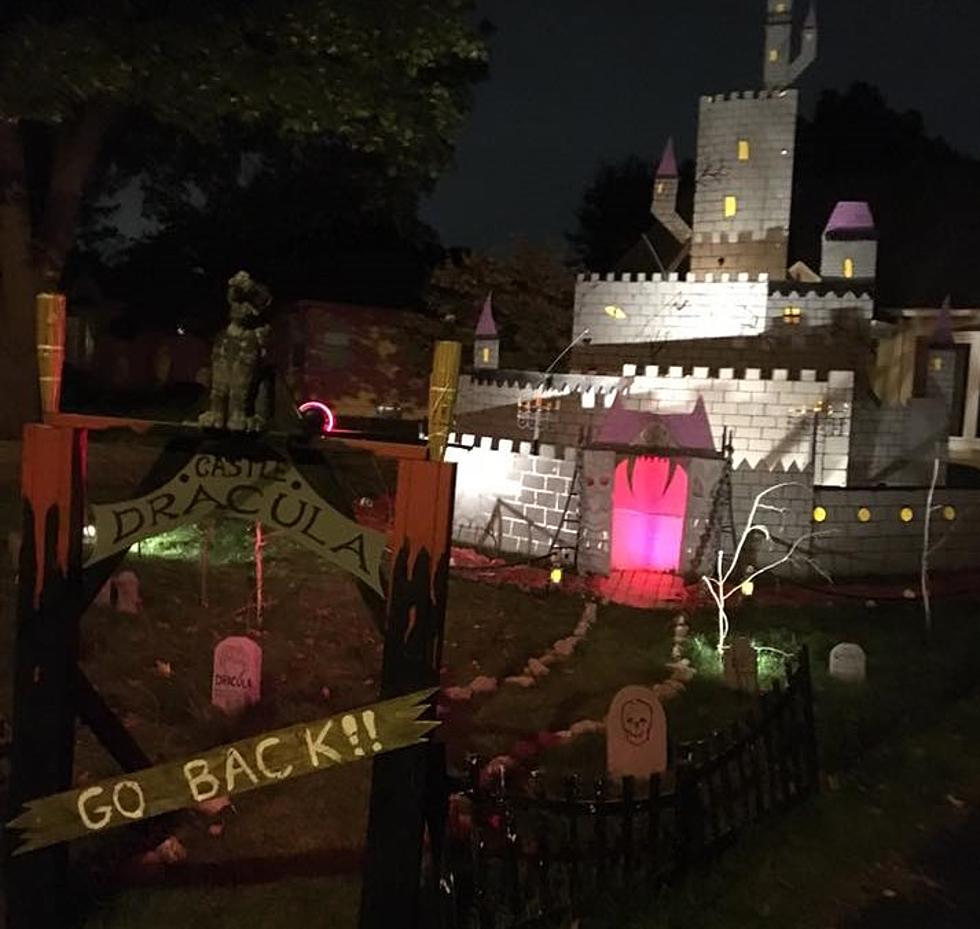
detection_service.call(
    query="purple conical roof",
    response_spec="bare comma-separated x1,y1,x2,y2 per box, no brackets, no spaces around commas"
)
823,201,876,239
657,137,678,178
475,292,497,338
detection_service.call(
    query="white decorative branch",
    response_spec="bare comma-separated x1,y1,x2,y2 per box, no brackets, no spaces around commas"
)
701,483,832,652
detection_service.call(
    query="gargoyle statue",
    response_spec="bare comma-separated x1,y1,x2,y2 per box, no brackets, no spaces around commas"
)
199,271,274,431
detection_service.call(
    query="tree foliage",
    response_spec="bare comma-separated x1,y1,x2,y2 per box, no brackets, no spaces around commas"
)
0,0,487,434
792,82,980,306
97,141,445,334
567,154,695,271
427,243,575,371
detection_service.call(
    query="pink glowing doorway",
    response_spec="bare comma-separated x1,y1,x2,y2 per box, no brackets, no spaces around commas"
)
610,457,688,572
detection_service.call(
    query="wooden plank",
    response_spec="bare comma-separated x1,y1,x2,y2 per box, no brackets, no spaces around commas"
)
359,458,456,929
44,412,428,461
6,424,85,929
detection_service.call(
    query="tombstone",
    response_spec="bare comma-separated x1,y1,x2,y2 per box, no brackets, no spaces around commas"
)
114,570,141,614
95,577,115,608
723,636,758,693
606,685,667,780
212,636,263,714
829,643,866,684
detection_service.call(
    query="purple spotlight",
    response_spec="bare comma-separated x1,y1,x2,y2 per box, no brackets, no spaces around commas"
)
298,400,335,434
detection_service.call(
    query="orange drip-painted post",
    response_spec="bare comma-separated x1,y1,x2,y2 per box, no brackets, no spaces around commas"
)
6,424,86,928
360,342,459,928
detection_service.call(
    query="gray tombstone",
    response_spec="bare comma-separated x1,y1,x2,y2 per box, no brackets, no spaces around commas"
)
212,636,263,715
829,643,866,684
723,636,758,693
606,685,667,780
114,570,141,614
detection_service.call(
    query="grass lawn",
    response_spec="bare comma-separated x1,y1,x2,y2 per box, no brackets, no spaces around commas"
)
3,438,980,928
585,679,980,929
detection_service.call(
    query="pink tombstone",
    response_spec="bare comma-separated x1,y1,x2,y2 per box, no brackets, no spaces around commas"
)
606,685,667,780
212,636,262,715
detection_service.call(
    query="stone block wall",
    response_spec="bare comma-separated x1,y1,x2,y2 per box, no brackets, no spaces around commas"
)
570,332,872,378
445,437,578,559
690,90,798,273
765,288,875,329
820,238,877,281
571,273,874,347
847,397,948,486
811,486,980,577
573,272,770,344
457,367,857,485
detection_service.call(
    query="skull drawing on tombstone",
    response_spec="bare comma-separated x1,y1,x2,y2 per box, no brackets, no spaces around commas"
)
620,698,654,746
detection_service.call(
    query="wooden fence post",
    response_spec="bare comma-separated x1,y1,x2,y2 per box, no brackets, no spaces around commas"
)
360,341,459,929
5,424,86,928
359,457,456,929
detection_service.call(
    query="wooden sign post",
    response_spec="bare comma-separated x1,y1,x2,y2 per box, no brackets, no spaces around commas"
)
6,424,86,928
4,302,461,929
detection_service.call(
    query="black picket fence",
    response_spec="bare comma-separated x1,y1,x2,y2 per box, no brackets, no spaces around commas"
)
432,646,819,928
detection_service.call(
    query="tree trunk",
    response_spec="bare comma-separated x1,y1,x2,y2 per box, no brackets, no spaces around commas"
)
0,106,115,438
0,120,41,437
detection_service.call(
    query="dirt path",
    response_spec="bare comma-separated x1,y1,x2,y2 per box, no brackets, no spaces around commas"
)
841,809,980,929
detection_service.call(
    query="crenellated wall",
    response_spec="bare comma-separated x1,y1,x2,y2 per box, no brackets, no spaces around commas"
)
445,436,578,560
573,271,770,344
765,287,874,328
690,90,798,277
572,272,874,345
458,366,856,485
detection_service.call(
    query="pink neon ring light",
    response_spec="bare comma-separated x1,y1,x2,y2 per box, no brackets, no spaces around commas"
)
298,400,335,434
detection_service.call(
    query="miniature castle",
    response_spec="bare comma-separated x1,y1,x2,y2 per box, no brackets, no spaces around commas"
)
445,2,980,582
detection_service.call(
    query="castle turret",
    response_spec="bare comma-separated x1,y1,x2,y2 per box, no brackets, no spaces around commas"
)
650,137,691,244
764,0,818,89
821,201,877,282
474,292,499,370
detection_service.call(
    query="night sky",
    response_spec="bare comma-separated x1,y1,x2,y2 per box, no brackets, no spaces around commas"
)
422,0,980,252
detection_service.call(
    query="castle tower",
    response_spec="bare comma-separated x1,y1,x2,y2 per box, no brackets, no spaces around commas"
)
689,89,798,278
650,137,692,244
473,292,499,370
820,201,877,281
764,0,818,90
689,3,817,279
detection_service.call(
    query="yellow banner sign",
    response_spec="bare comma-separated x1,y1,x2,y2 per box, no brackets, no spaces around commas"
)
86,453,385,593
7,689,437,855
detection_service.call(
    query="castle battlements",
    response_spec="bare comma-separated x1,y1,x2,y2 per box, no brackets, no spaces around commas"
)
576,271,771,284
699,88,798,104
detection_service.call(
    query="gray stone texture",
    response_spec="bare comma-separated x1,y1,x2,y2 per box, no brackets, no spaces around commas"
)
690,91,798,276
820,238,878,281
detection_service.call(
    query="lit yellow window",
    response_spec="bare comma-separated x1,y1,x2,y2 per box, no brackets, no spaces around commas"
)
783,305,802,325
656,181,665,195
724,196,738,218
900,507,914,523
481,347,490,363
769,48,780,62
857,507,871,523
738,139,750,161
812,506,827,523
843,257,855,278
776,2,787,12
930,355,943,372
